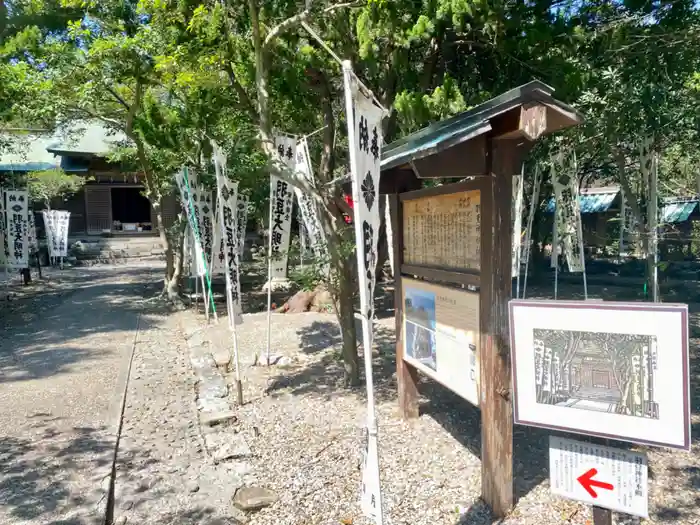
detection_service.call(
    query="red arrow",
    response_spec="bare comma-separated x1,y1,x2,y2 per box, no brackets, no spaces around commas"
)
577,468,614,498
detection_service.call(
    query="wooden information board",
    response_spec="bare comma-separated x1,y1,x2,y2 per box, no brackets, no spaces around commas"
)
402,189,481,271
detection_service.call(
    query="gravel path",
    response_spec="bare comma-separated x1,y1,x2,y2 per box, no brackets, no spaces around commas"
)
0,263,159,525
184,279,699,525
113,308,248,525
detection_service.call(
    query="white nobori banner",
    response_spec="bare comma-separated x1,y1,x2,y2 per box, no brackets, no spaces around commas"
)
552,153,585,273
269,134,296,279
215,161,243,326
293,137,327,262
343,62,385,525
43,210,71,258
6,190,29,268
175,169,206,278
235,195,249,258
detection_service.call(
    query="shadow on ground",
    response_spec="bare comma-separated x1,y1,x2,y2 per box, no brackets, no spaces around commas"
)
259,278,700,522
0,413,158,525
0,265,170,384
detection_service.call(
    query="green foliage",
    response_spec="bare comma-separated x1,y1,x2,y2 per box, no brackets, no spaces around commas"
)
26,168,88,207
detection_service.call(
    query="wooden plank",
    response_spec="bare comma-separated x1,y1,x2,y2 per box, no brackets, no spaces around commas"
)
400,264,480,288
399,178,485,202
479,138,521,517
391,193,420,419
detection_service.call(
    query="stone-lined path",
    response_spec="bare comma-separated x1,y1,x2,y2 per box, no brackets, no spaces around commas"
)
0,264,159,525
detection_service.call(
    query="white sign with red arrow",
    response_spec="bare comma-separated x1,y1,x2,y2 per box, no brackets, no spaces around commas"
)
549,436,648,518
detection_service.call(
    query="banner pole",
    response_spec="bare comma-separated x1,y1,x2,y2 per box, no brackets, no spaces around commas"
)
265,181,274,366
213,147,244,404
342,60,384,525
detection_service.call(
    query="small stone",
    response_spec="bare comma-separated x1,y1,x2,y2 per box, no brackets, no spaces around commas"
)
114,517,127,525
200,410,237,427
232,486,278,511
187,480,200,493
119,500,134,511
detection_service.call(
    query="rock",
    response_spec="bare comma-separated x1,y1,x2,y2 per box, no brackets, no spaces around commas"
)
190,353,217,373
279,290,315,313
119,500,134,511
187,480,200,493
114,517,127,525
310,288,334,312
197,395,231,414
211,347,232,369
205,432,252,463
197,375,228,399
200,410,237,427
232,486,278,512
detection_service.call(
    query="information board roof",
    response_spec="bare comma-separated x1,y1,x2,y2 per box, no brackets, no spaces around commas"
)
380,80,583,171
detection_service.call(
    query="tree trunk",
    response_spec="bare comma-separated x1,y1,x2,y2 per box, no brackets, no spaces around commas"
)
334,255,360,387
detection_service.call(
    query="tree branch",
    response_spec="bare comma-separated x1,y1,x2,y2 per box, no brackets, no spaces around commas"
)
223,63,258,120
263,1,361,49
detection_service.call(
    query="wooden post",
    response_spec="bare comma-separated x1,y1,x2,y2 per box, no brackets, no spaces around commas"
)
592,506,613,525
390,192,420,419
479,138,523,517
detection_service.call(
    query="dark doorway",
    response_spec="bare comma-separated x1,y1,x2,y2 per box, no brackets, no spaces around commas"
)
111,187,151,224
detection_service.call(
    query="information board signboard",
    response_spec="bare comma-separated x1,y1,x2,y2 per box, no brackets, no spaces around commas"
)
549,436,648,518
402,277,480,406
402,189,481,272
510,299,690,450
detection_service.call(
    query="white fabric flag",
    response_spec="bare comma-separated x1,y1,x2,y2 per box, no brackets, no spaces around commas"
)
198,189,216,274
215,167,243,326
269,134,296,279
348,87,383,321
175,169,206,277
344,65,385,525
512,172,525,278
210,199,226,276
293,137,327,262
552,154,584,273
384,196,394,277
5,190,29,268
52,211,70,257
236,195,249,258
360,432,382,521
27,210,37,251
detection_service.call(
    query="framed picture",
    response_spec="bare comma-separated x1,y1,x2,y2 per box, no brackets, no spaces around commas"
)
509,299,690,450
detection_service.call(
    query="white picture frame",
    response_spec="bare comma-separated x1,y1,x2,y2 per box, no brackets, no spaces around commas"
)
509,299,690,450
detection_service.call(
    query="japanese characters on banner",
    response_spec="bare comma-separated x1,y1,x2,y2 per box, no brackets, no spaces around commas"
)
43,210,70,258
209,200,226,276
348,87,383,321
215,166,243,326
0,190,6,267
198,189,216,273
5,190,29,268
293,137,327,262
551,153,585,273
269,134,296,279
236,195,249,258
343,62,385,525
27,211,37,252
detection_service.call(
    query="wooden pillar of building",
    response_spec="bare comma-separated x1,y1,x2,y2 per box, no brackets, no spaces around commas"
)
390,192,420,419
479,137,527,517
